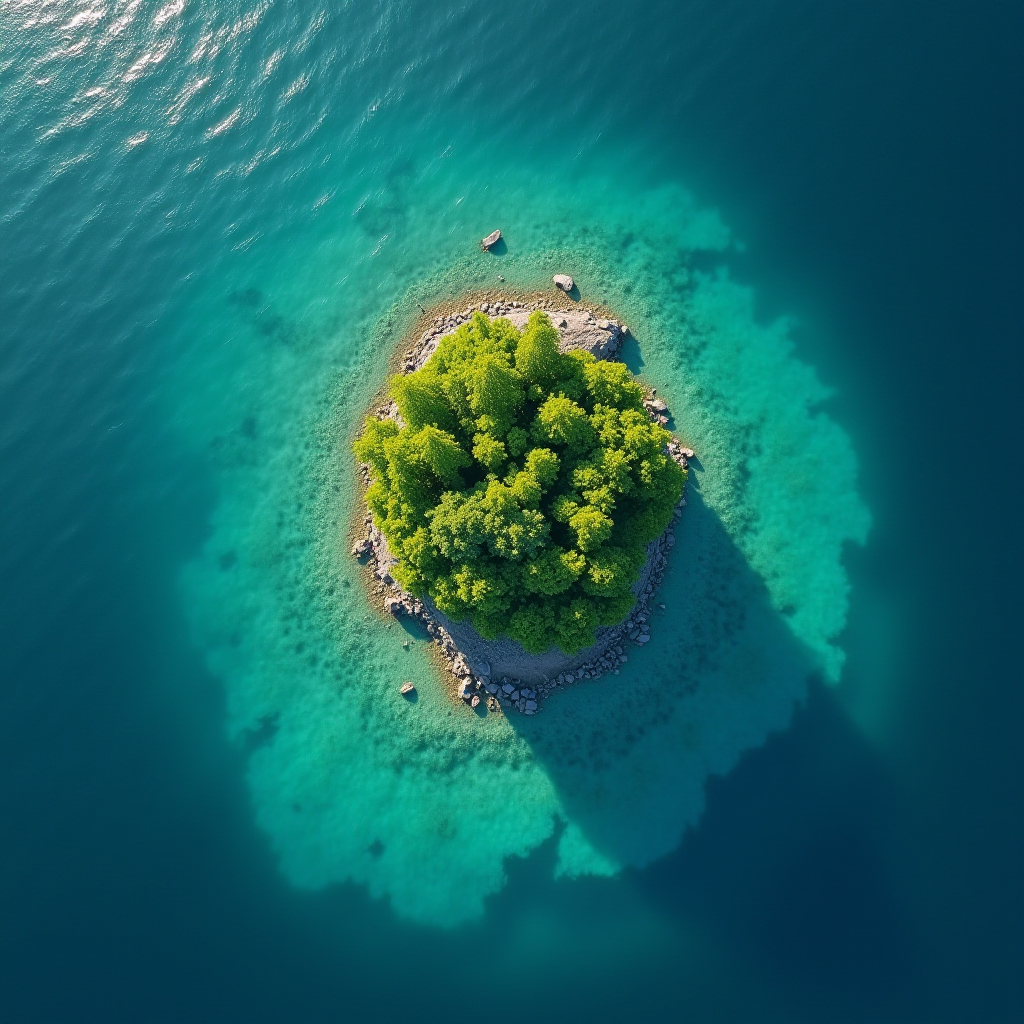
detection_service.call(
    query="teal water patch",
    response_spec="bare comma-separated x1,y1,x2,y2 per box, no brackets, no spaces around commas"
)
178,158,869,925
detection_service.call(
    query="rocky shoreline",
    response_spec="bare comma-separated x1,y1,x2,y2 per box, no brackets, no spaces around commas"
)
352,294,693,717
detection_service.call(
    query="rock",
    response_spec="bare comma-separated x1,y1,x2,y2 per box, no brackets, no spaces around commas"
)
351,538,372,557
485,682,498,695
565,673,575,684
509,690,520,702
553,274,574,292
502,683,515,695
458,680,474,700
471,660,491,678
646,398,668,413
383,596,403,615
525,699,538,711
480,229,502,250
470,694,480,708
400,681,416,696
680,447,695,459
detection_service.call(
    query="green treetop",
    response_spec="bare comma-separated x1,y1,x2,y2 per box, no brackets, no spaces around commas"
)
354,311,686,654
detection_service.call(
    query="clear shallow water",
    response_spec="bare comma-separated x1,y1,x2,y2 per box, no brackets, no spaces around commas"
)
2,2,1022,1021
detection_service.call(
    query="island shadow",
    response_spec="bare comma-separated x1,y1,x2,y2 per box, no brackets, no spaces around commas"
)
634,681,913,1013
500,480,828,872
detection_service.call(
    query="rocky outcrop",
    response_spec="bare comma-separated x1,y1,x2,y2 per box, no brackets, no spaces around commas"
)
394,301,625,377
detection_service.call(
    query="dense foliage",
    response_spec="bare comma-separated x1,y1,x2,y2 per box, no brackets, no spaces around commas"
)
354,311,686,653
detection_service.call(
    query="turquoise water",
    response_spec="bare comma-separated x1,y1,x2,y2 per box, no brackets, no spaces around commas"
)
173,135,868,924
3,2,1022,1020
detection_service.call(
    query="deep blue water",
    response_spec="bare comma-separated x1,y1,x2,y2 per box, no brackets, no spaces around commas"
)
2,2,1023,1021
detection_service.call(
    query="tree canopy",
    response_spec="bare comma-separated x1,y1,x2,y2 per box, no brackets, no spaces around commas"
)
354,311,686,654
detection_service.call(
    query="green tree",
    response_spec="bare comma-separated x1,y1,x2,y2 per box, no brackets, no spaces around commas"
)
353,311,686,653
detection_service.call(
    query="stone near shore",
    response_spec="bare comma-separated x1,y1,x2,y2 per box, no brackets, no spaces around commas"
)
553,274,574,292
480,229,501,250
400,681,416,696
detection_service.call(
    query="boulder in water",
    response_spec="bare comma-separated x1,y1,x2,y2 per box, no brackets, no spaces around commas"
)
553,274,574,292
480,229,501,250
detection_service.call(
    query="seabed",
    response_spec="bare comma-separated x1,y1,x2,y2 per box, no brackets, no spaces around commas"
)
177,169,869,926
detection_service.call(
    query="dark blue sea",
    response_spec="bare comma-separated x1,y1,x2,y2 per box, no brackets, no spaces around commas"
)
2,2,1022,1021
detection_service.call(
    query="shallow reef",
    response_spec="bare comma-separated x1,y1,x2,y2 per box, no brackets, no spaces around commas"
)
179,170,869,926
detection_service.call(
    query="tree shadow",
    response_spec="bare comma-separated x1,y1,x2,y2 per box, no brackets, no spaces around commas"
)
501,483,827,871
488,481,914,1010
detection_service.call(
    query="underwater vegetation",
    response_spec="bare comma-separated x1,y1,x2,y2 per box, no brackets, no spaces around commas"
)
354,310,685,653
180,169,870,926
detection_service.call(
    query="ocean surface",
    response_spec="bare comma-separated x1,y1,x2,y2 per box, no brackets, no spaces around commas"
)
2,2,1022,1021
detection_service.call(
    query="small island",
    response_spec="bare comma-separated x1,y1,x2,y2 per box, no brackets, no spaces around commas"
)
353,298,692,714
